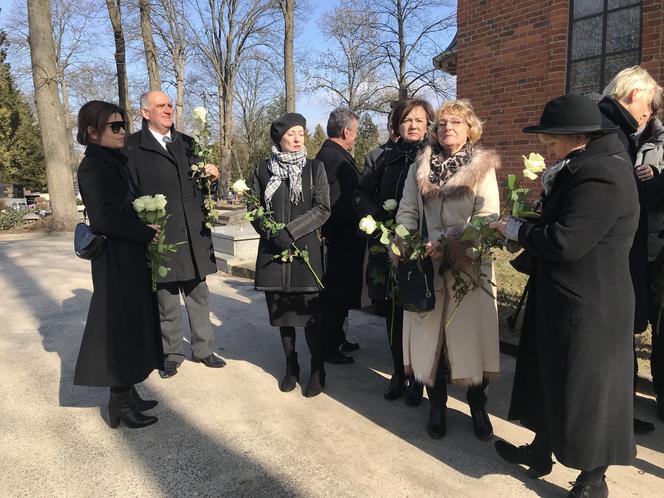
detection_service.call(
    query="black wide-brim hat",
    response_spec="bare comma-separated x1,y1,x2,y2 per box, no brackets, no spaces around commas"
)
523,94,618,135
270,112,307,144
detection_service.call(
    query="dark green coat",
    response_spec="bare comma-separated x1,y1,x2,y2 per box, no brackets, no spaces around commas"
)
250,158,330,292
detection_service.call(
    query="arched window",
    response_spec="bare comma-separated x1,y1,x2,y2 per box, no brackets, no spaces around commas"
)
567,0,642,94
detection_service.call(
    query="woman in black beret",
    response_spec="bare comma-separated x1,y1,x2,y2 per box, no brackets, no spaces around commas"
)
249,112,331,397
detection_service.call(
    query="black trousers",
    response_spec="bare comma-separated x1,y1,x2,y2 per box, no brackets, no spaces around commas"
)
321,298,347,354
645,262,664,393
427,359,489,410
375,299,404,376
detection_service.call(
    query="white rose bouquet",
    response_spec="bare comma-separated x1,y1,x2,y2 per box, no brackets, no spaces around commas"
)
231,179,324,289
133,194,186,291
191,106,219,229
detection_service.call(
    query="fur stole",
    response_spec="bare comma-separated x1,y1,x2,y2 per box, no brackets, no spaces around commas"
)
415,145,501,199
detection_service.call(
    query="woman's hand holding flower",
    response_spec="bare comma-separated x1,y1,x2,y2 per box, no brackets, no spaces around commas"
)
148,224,161,243
424,240,443,260
204,164,220,181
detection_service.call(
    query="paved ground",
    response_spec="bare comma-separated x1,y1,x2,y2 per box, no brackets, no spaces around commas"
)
1,234,663,498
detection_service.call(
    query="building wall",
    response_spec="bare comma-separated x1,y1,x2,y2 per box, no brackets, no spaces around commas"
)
455,0,664,186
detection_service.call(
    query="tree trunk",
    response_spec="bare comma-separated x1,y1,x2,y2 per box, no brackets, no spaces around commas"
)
139,0,161,90
175,56,185,127
59,75,78,173
106,0,131,127
219,75,234,197
397,0,408,100
281,0,295,112
27,0,78,230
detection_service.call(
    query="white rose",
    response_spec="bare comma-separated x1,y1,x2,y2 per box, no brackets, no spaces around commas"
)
132,197,147,212
154,194,167,211
193,107,207,125
231,179,250,193
359,215,378,235
143,196,158,212
383,199,398,211
523,168,538,181
522,152,546,173
465,246,480,260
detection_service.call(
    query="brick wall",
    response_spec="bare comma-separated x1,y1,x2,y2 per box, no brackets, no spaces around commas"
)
455,0,664,192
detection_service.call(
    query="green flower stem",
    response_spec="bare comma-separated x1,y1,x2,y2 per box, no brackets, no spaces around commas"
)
291,242,325,290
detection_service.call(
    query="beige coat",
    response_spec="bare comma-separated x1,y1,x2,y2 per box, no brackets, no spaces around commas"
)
395,146,501,386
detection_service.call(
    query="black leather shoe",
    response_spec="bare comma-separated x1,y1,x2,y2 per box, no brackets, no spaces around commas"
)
494,440,553,478
130,385,158,411
159,360,178,379
192,353,226,368
383,374,407,401
108,391,158,429
405,378,423,407
470,406,493,440
280,353,300,392
567,477,608,498
634,417,655,434
427,406,446,439
304,364,326,397
340,340,360,352
324,351,354,364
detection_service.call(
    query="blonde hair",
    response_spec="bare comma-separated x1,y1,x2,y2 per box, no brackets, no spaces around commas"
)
602,65,658,101
431,99,483,146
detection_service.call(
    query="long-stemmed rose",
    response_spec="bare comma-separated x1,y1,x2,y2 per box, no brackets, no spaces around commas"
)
231,179,324,289
191,106,219,229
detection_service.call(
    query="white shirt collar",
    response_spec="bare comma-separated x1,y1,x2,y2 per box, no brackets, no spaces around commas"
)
148,127,172,150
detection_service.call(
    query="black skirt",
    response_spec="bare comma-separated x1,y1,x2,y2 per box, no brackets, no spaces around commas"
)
265,292,320,327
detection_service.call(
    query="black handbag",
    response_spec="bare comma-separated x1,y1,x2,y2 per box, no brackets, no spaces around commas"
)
74,222,106,260
396,205,435,312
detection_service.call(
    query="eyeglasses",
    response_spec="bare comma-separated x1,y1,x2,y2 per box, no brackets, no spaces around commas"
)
437,119,467,129
106,121,127,134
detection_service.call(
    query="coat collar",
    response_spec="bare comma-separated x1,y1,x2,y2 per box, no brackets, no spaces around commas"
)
414,145,501,199
84,144,128,166
138,118,181,161
320,139,357,167
599,97,638,135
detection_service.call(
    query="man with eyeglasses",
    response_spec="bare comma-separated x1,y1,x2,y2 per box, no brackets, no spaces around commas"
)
125,90,226,379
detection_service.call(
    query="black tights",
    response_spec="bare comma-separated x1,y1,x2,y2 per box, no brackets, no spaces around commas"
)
279,326,324,367
384,300,405,377
426,360,489,409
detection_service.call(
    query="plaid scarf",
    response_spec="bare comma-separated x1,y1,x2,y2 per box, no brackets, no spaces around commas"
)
264,145,308,209
428,142,474,186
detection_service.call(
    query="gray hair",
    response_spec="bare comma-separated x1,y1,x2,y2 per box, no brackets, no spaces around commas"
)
326,107,360,138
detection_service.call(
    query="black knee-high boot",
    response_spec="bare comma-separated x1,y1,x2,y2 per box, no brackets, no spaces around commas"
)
304,326,325,397
569,466,608,497
384,302,407,400
467,379,493,440
425,364,448,439
108,386,158,429
279,327,300,392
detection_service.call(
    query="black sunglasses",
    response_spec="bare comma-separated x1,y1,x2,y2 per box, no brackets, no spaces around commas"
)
105,121,127,133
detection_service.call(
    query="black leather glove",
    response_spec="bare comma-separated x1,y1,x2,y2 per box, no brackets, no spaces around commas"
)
271,229,294,250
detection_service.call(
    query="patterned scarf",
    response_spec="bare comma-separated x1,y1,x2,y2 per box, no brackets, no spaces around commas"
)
264,145,308,209
428,143,474,186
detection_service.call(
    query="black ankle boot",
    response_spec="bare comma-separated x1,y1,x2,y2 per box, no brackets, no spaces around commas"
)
427,406,447,439
130,385,158,411
384,373,407,401
568,476,608,498
279,353,300,392
108,390,158,429
494,440,553,478
405,377,423,407
304,362,326,397
470,406,493,440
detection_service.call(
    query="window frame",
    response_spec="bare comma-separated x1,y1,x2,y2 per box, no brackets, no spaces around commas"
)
566,0,643,94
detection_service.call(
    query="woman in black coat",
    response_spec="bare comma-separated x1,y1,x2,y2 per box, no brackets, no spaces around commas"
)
491,95,638,498
250,113,330,397
353,98,434,403
74,101,163,428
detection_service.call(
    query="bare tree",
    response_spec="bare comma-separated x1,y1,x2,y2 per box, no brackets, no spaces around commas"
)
277,0,295,112
363,0,455,100
106,0,131,124
152,0,188,126
308,0,389,112
139,0,161,90
27,0,78,230
192,0,277,189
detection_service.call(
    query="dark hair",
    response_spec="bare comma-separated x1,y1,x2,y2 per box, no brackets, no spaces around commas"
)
391,98,435,137
326,107,360,138
77,100,127,145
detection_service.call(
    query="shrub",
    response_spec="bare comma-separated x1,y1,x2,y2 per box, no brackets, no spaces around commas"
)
0,207,26,230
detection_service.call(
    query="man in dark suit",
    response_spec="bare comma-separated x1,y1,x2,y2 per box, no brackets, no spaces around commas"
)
126,90,225,378
315,107,364,364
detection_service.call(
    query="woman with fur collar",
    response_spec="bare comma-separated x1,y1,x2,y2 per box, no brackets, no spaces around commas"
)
395,99,500,440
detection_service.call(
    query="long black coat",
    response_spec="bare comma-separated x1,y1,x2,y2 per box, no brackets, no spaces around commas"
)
250,158,330,292
599,97,649,332
509,133,638,469
74,145,163,387
315,140,364,309
125,119,217,283
353,139,423,299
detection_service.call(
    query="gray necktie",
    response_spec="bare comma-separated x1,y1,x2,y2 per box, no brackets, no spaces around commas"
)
162,136,171,150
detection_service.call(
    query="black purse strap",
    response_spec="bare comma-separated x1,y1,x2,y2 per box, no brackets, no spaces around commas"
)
421,194,428,239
